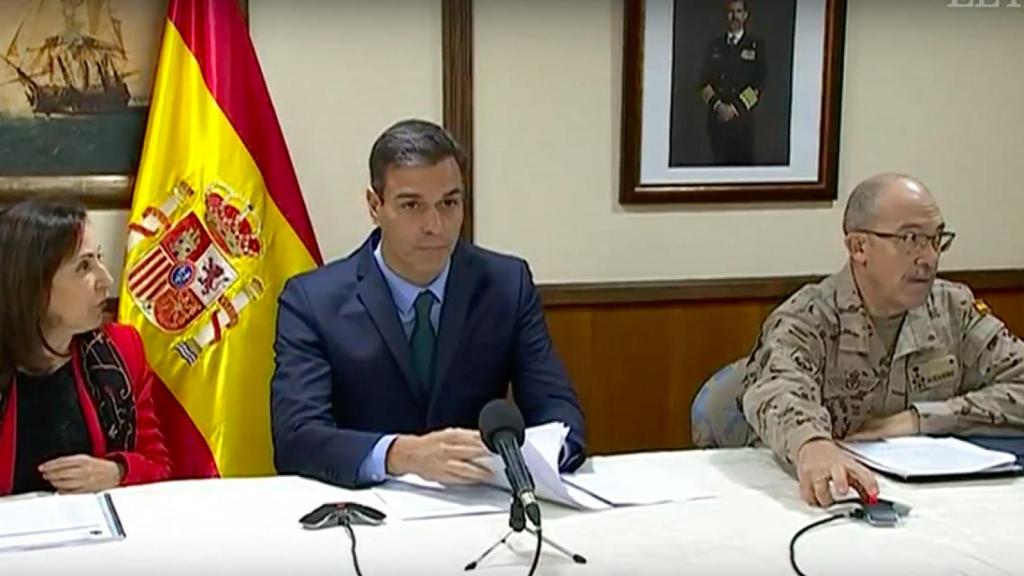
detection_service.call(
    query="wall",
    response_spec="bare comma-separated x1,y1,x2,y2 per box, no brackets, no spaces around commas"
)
250,0,444,263
90,1,1024,283
91,210,129,284
473,0,1024,282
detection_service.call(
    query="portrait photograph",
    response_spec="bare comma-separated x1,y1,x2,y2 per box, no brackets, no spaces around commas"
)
669,0,796,168
620,0,847,204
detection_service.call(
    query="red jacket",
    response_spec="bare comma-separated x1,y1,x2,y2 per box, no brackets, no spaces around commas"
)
0,323,171,494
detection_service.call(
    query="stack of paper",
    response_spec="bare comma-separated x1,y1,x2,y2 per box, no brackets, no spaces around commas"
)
371,477,507,520
474,422,611,511
374,422,717,520
840,437,1021,479
0,493,124,553
564,455,716,506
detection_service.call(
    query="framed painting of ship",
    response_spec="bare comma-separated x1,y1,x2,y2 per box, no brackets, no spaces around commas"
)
0,0,247,208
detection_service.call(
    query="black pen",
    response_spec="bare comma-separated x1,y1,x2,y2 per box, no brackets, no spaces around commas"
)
102,493,126,538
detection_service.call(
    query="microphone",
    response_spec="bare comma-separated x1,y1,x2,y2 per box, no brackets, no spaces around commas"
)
479,399,541,527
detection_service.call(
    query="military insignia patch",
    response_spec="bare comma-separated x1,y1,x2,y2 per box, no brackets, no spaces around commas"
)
741,49,756,61
126,180,265,365
973,299,991,316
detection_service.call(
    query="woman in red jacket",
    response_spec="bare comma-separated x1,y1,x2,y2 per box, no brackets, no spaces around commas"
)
0,200,170,495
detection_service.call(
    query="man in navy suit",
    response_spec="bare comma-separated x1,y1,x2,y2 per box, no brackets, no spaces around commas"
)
271,119,586,488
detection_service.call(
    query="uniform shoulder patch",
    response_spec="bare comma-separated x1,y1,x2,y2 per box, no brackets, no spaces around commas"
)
973,299,991,316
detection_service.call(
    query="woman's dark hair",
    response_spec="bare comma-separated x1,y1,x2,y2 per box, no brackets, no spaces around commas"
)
0,199,87,388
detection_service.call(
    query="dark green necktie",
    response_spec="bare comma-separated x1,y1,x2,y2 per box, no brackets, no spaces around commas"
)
410,290,436,393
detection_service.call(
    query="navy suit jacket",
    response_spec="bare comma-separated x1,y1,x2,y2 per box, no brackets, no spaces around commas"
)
271,230,586,488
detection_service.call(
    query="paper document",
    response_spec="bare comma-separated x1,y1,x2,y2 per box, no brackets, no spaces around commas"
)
374,476,507,521
564,454,717,506
0,493,125,553
840,437,1021,478
475,421,611,511
376,422,611,518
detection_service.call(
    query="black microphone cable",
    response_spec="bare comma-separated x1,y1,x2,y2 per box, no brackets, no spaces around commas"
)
340,519,364,576
789,499,867,576
527,527,542,576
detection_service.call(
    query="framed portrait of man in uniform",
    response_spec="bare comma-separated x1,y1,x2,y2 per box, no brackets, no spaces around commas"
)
620,0,846,204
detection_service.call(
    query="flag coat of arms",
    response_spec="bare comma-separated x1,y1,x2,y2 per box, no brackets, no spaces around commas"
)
120,0,321,477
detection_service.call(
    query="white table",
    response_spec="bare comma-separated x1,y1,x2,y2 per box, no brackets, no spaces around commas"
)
2,448,1022,575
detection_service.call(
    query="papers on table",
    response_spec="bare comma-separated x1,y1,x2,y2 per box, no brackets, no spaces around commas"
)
474,422,611,511
374,422,606,520
840,437,1022,479
564,455,717,506
373,475,507,521
0,493,125,553
373,422,718,520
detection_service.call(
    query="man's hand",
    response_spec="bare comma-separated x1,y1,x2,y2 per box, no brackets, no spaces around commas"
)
38,455,123,494
845,410,920,441
796,439,878,507
386,428,493,484
715,102,739,122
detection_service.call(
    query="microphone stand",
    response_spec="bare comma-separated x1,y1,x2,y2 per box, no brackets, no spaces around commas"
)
463,497,587,571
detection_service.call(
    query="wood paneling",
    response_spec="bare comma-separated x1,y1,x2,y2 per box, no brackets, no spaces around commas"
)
103,270,1024,457
442,0,475,242
542,272,1024,456
539,269,1024,306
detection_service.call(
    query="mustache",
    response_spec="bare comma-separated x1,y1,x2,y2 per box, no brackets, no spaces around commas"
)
906,271,935,282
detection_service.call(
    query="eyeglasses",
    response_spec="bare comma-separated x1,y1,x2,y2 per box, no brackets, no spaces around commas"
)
855,229,956,253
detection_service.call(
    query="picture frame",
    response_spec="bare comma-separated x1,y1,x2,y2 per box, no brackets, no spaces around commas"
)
619,0,847,204
0,0,249,209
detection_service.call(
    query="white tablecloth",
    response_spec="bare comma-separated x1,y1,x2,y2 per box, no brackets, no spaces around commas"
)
2,448,1021,575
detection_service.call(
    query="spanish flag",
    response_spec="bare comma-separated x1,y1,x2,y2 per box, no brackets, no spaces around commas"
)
119,0,321,477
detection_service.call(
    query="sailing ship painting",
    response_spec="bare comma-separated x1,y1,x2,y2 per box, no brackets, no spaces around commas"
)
0,0,166,176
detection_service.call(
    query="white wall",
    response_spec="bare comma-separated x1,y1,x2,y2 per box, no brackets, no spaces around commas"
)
91,210,128,283
251,0,443,263
94,0,1024,285
473,0,1024,282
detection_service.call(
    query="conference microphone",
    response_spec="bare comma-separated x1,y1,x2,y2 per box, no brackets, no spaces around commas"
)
479,399,541,528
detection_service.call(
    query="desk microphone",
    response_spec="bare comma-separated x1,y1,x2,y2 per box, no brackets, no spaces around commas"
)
479,399,541,527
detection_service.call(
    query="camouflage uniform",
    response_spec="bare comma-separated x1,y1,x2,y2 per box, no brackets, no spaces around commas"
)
742,265,1024,464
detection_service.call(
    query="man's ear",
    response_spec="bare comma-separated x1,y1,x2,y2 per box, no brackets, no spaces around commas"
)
845,233,868,264
366,186,382,225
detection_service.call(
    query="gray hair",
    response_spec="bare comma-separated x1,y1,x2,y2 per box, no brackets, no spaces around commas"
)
368,119,466,198
842,173,918,233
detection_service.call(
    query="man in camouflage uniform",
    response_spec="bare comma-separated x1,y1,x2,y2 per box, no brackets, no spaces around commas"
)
699,0,765,165
742,173,1024,507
